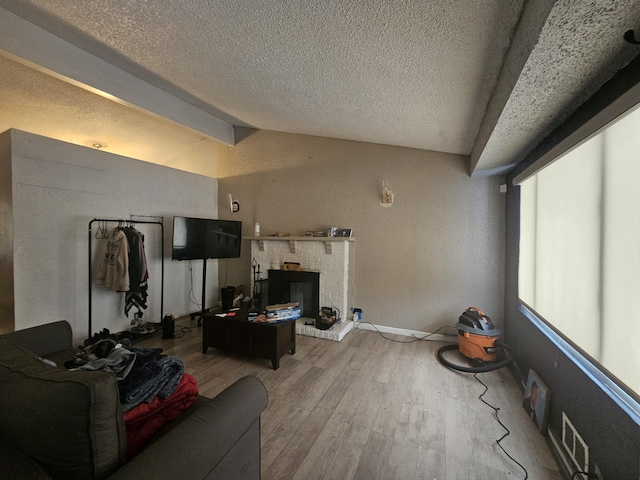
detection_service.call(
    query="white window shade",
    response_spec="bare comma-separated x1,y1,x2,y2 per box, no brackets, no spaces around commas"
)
600,109,640,386
519,106,640,396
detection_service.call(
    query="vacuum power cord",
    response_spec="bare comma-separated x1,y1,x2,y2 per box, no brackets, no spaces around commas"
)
474,373,528,479
437,338,525,478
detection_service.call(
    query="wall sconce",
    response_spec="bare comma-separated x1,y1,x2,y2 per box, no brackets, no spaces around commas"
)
228,193,240,213
381,180,394,207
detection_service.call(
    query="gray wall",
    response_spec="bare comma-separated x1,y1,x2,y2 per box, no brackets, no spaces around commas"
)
2,129,219,341
217,128,505,332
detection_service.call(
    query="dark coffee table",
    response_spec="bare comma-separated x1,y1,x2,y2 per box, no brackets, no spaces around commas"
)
201,309,296,369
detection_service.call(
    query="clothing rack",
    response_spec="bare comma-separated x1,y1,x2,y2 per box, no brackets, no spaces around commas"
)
88,218,164,336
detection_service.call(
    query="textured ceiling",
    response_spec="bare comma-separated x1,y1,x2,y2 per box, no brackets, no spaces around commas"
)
1,1,639,175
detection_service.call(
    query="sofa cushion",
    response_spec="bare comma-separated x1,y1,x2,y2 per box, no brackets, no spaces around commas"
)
0,436,53,479
0,337,126,480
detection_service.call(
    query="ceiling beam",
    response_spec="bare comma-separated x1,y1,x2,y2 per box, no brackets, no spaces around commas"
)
0,7,234,146
469,0,555,176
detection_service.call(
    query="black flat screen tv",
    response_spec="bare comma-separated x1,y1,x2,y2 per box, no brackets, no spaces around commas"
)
172,216,242,260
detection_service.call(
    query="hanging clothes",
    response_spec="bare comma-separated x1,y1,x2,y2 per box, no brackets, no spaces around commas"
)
122,226,149,319
94,225,150,320
94,228,130,292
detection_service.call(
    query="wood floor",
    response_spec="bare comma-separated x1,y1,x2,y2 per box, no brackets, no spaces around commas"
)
138,322,563,480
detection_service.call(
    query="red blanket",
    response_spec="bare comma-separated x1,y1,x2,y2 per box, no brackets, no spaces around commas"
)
123,373,199,457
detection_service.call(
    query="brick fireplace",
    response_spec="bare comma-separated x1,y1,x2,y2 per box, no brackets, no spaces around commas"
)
249,236,354,341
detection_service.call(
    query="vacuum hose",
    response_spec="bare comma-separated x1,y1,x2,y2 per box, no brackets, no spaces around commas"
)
437,340,515,373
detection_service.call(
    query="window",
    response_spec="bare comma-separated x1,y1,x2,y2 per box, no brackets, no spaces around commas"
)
519,104,640,398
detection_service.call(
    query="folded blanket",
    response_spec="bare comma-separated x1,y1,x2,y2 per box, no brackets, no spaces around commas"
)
123,373,199,458
120,355,185,412
118,347,164,403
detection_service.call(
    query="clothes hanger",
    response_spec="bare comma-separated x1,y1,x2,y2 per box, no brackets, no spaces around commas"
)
95,221,108,239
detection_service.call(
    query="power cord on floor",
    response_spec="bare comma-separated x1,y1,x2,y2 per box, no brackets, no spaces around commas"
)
353,321,458,343
473,373,528,479
169,323,194,338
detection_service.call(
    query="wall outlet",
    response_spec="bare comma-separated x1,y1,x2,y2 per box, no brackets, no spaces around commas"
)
562,413,589,476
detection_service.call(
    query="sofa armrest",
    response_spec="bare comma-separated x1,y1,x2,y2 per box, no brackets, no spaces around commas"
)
108,375,268,480
1,321,73,357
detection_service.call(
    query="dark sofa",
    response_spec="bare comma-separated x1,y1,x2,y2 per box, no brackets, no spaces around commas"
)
0,320,268,480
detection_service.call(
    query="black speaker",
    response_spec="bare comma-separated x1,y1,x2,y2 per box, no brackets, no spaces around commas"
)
162,314,175,339
221,286,235,311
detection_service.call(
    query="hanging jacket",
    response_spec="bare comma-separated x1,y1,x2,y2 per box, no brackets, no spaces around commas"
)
94,228,130,292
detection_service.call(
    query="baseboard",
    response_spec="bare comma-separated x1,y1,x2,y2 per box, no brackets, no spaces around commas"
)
352,321,456,343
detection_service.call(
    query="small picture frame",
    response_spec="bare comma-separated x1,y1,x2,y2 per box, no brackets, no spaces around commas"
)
336,228,352,237
523,369,551,434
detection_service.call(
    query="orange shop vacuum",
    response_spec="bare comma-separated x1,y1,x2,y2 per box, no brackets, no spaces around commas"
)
456,307,501,362
437,307,515,373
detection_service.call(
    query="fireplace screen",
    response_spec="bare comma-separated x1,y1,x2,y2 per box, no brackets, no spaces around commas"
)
267,270,319,318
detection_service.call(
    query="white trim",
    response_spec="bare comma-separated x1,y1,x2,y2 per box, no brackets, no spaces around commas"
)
0,7,234,146
353,321,455,343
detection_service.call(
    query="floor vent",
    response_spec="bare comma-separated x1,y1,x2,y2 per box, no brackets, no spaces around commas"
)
562,412,589,476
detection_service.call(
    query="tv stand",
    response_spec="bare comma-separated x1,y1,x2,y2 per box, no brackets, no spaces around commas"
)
189,258,209,326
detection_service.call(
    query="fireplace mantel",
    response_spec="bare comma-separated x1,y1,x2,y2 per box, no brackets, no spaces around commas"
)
246,236,354,254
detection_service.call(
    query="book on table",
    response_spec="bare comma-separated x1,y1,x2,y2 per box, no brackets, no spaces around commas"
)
265,302,301,322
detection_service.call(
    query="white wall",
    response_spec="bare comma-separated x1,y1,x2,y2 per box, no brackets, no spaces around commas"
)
4,129,219,341
217,128,505,332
